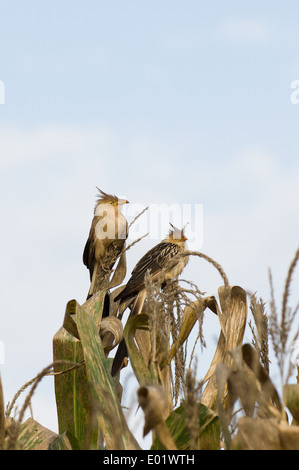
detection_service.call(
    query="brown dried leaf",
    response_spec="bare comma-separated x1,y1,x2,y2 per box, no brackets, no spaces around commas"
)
108,250,127,290
99,316,124,353
202,286,247,409
283,384,299,422
165,295,219,368
137,385,177,450
17,418,58,450
233,417,299,450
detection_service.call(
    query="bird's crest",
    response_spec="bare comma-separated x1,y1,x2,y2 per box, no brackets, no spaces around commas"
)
95,187,119,206
168,222,188,241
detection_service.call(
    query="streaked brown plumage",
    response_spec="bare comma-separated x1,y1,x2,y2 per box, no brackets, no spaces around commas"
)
83,188,129,300
111,224,189,376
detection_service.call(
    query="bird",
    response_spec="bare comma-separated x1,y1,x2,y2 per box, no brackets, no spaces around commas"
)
111,223,189,376
83,188,129,302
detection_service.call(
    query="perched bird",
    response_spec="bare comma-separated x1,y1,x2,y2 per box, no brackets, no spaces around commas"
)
83,188,129,301
111,223,189,376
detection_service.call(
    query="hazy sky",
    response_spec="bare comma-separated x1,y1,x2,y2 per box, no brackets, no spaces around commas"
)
1,1,299,446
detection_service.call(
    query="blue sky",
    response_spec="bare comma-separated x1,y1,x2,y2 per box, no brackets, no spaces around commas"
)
1,1,299,446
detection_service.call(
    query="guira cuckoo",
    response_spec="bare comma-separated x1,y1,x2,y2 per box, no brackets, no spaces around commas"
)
111,224,189,376
83,188,129,301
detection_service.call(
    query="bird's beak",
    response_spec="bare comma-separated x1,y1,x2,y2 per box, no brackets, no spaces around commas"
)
118,199,129,205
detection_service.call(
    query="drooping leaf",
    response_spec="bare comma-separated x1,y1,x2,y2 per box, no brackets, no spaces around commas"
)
137,385,177,450
164,296,219,368
17,418,58,450
233,417,299,450
99,316,123,354
202,285,247,409
124,313,159,386
151,402,220,450
49,431,80,450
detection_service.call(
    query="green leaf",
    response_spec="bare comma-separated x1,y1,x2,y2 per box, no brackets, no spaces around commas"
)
17,418,58,450
75,303,140,450
49,431,80,450
53,291,106,449
53,317,91,449
151,402,220,450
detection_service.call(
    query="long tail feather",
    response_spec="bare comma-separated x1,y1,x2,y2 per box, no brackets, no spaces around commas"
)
111,338,128,376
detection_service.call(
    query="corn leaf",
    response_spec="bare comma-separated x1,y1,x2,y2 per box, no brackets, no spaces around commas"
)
151,402,220,450
49,431,80,450
165,296,219,368
283,384,299,423
75,303,140,450
124,313,159,386
17,418,58,450
53,290,106,448
201,285,247,409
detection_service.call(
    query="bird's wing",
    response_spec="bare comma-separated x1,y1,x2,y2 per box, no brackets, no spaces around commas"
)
83,216,99,280
116,242,181,302
84,214,128,283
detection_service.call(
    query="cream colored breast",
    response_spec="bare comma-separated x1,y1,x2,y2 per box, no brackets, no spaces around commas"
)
117,212,127,240
94,204,127,241
95,204,116,240
164,252,189,281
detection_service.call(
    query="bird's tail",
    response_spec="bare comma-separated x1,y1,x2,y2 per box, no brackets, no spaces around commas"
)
111,338,128,376
86,262,98,300
110,290,147,376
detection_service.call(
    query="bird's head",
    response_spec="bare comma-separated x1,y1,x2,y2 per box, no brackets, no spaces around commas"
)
95,188,129,210
167,223,188,246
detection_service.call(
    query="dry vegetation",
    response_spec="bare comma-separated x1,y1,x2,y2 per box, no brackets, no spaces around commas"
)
1,226,299,450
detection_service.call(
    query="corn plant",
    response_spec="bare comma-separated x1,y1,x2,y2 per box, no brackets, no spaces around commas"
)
1,247,299,450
